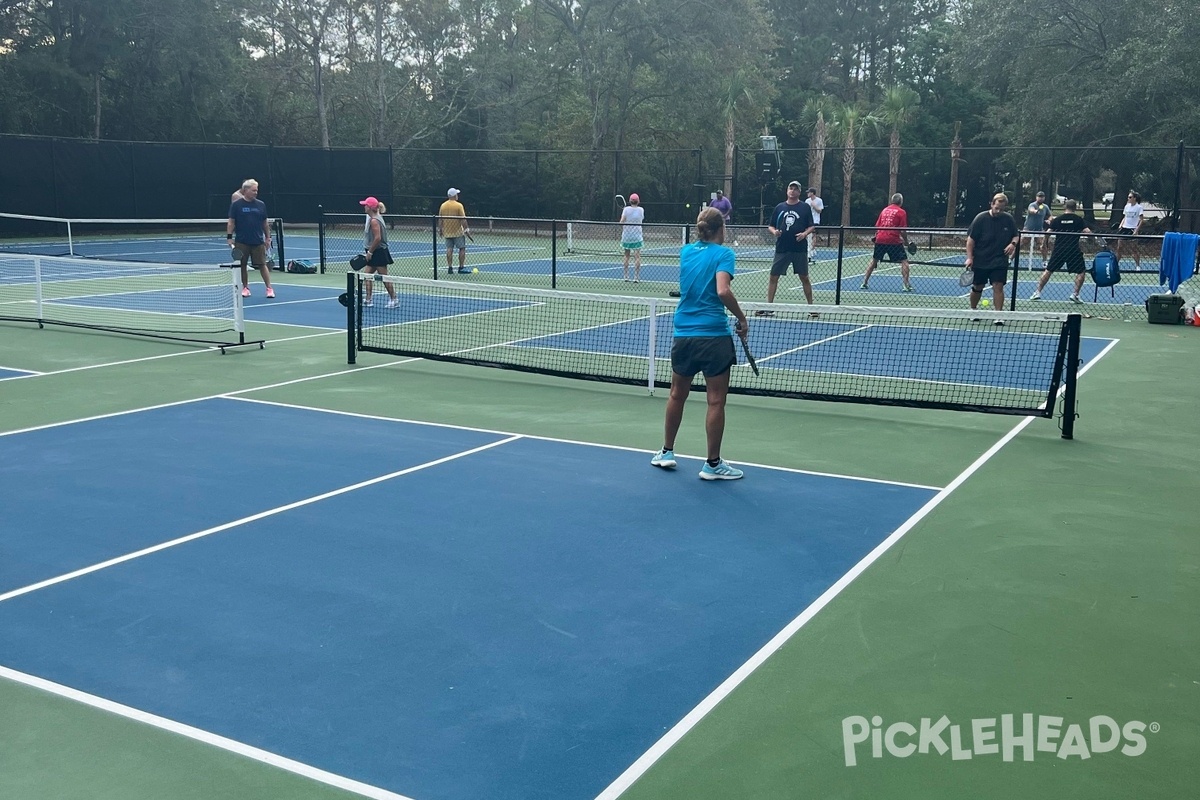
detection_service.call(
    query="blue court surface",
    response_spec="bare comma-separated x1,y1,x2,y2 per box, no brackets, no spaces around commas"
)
0,366,35,380
0,398,939,800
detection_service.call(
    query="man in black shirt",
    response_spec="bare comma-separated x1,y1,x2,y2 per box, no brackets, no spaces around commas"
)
1029,199,1091,303
966,193,1020,321
762,180,816,315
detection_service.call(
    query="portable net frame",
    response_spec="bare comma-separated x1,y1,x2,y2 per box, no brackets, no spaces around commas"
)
0,212,285,266
0,254,263,350
346,274,1081,437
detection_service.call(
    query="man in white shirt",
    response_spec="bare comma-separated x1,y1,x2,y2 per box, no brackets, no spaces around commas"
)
805,188,824,264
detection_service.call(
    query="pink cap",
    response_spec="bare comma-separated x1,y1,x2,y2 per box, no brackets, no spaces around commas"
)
359,196,380,209
629,193,640,203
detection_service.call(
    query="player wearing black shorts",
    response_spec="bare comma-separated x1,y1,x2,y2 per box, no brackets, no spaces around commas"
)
966,193,1020,322
860,193,912,292
761,180,816,315
650,207,748,480
1029,200,1091,304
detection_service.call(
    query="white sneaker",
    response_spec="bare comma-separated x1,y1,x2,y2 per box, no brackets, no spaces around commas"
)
1068,294,1082,304
386,297,399,308
363,298,373,307
1029,291,1041,300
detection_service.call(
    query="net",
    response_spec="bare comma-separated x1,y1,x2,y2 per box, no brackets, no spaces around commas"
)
0,254,260,348
566,220,687,259
0,213,285,266
319,212,567,281
347,274,1081,429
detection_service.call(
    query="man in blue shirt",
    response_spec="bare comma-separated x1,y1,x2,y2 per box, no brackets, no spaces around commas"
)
227,178,274,299
651,207,749,480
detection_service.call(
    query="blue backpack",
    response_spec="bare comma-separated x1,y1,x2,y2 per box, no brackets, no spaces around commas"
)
1091,247,1120,288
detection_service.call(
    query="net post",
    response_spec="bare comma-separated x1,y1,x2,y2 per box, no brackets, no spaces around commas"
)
346,271,357,365
647,299,658,394
551,219,558,289
33,256,44,323
232,267,245,337
834,227,845,305
1008,249,1019,310
274,218,285,266
432,214,439,280
318,205,326,273
1060,313,1081,439
66,220,74,257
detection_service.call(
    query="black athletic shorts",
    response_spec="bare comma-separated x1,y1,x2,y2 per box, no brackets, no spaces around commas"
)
971,255,1010,288
1046,249,1086,274
671,335,735,379
771,249,809,277
872,243,907,263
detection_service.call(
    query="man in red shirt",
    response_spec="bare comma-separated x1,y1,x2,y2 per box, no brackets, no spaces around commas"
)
860,193,912,292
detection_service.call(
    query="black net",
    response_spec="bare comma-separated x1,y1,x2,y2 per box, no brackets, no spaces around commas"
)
0,253,256,346
0,213,284,266
348,274,1080,419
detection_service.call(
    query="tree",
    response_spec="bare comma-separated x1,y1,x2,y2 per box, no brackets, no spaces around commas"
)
946,120,963,226
830,102,879,226
800,96,836,195
878,85,920,198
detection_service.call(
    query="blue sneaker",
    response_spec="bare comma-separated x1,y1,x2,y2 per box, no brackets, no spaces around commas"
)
700,459,744,480
650,448,676,469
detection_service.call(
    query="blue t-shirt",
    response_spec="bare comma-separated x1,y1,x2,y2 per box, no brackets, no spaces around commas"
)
229,198,268,246
674,241,735,338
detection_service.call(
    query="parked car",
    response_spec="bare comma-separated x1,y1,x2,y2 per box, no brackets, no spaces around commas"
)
1102,192,1114,210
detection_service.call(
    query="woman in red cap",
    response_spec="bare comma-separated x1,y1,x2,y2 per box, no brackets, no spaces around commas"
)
360,196,397,308
619,193,645,282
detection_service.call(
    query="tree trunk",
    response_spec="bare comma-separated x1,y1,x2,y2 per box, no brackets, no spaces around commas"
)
724,112,735,198
841,135,855,227
93,72,101,139
888,128,900,198
807,114,826,193
945,122,962,227
372,0,384,147
313,53,329,148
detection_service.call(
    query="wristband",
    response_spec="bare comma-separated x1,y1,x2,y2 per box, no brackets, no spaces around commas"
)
226,234,233,240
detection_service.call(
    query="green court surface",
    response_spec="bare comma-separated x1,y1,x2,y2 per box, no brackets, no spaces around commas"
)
1,269,1197,800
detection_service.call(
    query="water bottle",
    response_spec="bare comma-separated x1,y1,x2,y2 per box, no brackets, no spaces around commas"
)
1122,302,1132,322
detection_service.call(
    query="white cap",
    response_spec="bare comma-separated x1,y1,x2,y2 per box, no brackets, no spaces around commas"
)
447,188,460,197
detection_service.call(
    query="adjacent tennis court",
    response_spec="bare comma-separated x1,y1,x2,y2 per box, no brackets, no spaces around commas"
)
1,259,1197,800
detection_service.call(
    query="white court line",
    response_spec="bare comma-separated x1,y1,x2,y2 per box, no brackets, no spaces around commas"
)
0,434,521,606
593,414,1035,799
0,341,1120,799
0,665,415,800
0,327,347,381
593,342,1117,800
227,396,941,491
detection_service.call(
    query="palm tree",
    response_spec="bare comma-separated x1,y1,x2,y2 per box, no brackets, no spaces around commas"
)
830,103,880,227
718,70,758,199
878,86,920,198
800,96,836,194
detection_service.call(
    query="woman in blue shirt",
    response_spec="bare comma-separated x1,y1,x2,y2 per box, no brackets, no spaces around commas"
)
650,207,749,480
